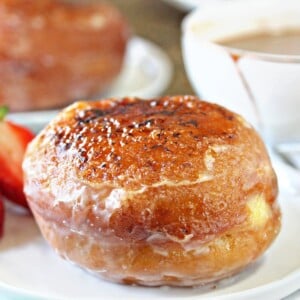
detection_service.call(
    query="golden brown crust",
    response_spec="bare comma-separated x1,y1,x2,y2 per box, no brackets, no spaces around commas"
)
0,0,129,111
23,96,281,286
33,210,280,286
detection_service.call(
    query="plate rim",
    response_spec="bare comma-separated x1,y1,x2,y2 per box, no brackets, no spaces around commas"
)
161,0,228,12
0,264,299,300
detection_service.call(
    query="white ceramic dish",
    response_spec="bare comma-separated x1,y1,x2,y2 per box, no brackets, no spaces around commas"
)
7,36,173,133
182,0,300,193
0,168,299,300
162,0,231,12
182,0,300,142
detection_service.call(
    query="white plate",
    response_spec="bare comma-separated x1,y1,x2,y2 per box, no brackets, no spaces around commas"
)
7,36,173,133
161,0,231,12
0,171,300,300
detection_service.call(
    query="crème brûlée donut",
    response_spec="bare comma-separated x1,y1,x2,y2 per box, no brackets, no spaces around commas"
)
0,0,129,111
23,96,281,286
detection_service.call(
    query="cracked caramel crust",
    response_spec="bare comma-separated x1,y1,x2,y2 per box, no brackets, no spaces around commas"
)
23,96,280,285
39,96,247,187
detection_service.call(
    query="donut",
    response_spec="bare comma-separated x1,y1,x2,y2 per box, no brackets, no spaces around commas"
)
0,0,129,111
23,96,281,286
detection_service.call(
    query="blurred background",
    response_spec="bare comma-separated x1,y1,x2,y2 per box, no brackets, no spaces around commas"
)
84,0,194,95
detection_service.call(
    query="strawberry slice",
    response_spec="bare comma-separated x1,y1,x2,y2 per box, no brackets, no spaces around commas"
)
0,194,4,238
0,107,34,209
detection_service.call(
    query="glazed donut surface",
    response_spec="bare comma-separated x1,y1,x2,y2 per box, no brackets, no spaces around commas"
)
0,0,129,111
23,96,281,286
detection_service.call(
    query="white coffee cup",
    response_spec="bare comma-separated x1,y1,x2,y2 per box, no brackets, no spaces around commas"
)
182,0,300,173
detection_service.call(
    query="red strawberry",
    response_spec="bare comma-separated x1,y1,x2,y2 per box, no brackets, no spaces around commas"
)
0,194,4,238
0,107,34,209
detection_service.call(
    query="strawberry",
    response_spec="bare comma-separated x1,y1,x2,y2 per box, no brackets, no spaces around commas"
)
0,107,35,209
0,194,4,238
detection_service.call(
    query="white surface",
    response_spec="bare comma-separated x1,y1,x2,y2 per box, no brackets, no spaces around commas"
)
162,0,231,11
7,36,173,133
182,0,300,145
0,160,300,300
